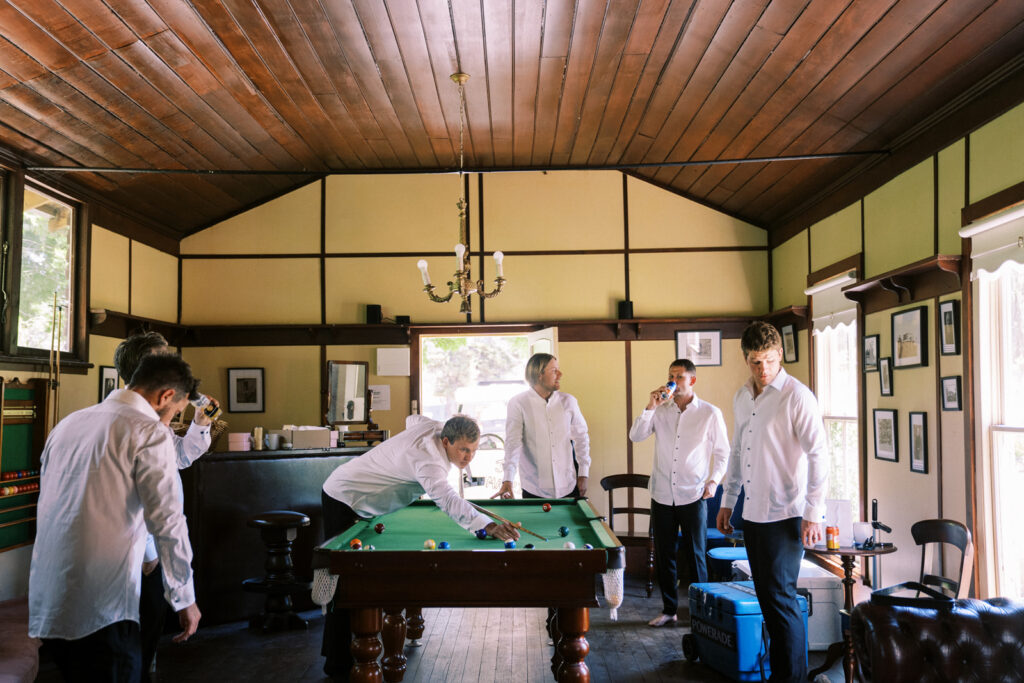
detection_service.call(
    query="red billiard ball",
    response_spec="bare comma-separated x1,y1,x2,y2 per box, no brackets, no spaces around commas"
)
374,523,385,534
349,539,362,550
542,503,552,512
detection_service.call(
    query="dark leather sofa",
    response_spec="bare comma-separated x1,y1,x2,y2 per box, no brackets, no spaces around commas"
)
850,597,1024,682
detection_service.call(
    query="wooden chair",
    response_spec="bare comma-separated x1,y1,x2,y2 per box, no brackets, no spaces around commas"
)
599,474,654,597
910,518,974,598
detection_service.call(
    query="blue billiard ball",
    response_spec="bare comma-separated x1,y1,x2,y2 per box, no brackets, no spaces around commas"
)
558,526,570,537
504,540,516,549
583,544,594,550
438,541,451,549
475,528,488,540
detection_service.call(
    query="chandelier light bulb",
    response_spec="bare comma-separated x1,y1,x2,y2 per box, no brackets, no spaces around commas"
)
417,259,431,285
454,243,466,271
493,251,504,277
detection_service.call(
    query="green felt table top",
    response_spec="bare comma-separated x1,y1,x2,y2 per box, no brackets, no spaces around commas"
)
320,498,619,552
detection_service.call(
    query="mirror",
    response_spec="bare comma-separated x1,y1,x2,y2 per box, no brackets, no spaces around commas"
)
326,360,369,425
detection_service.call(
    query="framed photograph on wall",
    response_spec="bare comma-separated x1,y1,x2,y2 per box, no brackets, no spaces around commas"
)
941,376,962,411
939,300,960,355
873,409,898,462
781,324,798,363
675,330,722,366
99,366,119,402
892,306,928,368
909,412,928,474
228,367,265,413
879,357,893,396
863,335,880,372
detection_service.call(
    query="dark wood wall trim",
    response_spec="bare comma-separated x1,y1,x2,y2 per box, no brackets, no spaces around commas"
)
319,178,326,326
622,174,630,303
178,246,767,259
961,179,1024,226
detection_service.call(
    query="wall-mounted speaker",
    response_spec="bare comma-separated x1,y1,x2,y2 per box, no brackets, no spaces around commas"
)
617,300,634,320
366,304,382,324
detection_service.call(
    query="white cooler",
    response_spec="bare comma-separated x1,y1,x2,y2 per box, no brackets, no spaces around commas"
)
731,559,842,651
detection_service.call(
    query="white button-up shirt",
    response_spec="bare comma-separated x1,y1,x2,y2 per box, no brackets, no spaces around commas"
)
29,389,196,640
323,415,491,532
722,368,829,524
628,395,730,507
144,423,211,563
503,389,590,498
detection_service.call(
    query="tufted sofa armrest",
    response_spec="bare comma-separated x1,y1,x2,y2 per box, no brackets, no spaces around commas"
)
850,597,1024,682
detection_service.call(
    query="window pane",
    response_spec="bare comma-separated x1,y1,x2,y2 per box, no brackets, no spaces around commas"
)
1000,266,1024,426
18,188,73,352
815,323,861,516
992,429,1024,597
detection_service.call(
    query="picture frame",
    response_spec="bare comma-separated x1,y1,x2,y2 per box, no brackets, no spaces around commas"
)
909,411,928,474
879,357,893,396
228,367,265,413
781,323,798,363
863,334,880,372
873,408,898,462
941,376,962,411
891,306,928,368
675,330,722,366
99,365,119,402
939,300,960,355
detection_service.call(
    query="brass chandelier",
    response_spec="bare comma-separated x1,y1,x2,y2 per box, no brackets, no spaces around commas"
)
416,72,505,314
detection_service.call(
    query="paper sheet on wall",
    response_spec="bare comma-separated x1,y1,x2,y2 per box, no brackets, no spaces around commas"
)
369,385,390,411
376,347,410,376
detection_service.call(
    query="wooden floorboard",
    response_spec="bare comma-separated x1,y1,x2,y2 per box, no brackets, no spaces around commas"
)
32,577,843,682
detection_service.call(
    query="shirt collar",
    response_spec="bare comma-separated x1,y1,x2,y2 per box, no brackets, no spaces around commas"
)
107,387,161,422
665,394,701,412
743,367,789,397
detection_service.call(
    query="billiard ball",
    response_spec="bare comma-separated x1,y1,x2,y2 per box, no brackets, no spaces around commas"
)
366,545,375,550
475,529,489,540
583,544,594,550
374,523,385,534
563,542,575,549
524,543,535,549
424,539,436,550
349,539,362,550
438,541,451,549
542,503,552,512
558,526,570,537
504,540,516,549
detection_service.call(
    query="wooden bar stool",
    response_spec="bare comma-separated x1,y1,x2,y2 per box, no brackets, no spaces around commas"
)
242,510,312,632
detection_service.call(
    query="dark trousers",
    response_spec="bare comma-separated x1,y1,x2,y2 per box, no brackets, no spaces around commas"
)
139,564,168,682
43,620,142,683
651,498,707,615
744,517,807,683
321,491,362,680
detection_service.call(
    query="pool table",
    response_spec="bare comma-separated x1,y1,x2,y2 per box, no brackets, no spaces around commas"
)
313,498,624,683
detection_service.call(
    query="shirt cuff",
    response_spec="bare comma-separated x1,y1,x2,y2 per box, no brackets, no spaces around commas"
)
164,581,196,613
721,493,738,510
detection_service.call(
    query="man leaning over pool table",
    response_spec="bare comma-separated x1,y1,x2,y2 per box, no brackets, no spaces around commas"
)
320,414,520,680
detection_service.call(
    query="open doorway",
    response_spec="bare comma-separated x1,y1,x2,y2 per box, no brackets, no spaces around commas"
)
420,334,530,497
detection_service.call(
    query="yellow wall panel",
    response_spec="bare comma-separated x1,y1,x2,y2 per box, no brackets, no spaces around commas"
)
938,140,966,255
484,254,625,322
558,341,627,520
864,160,933,277
630,251,768,317
182,346,320,439
90,226,129,312
484,171,623,250
627,176,766,248
809,202,861,272
325,344,411,439
325,174,464,254
181,181,320,254
324,256,468,325
181,259,320,324
771,231,808,310
969,101,1024,203
131,242,178,322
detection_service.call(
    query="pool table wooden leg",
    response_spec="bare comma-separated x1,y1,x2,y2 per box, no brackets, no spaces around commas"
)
405,607,424,646
381,607,407,682
350,607,383,683
549,608,562,679
555,607,590,683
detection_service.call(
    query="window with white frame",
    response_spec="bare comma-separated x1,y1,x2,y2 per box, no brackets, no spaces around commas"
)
807,270,861,522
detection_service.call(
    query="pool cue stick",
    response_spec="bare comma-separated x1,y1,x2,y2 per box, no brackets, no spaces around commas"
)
54,305,63,425
0,377,6,473
466,501,548,541
46,293,57,434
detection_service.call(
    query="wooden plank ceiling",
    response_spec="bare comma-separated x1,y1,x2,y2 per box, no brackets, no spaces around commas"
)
0,0,1022,248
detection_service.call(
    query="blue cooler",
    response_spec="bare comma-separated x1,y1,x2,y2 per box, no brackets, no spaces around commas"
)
685,581,808,682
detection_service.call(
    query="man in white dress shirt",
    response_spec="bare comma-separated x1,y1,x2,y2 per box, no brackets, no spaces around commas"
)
320,414,519,679
717,321,828,682
29,353,201,682
494,353,590,500
114,331,219,680
629,358,729,627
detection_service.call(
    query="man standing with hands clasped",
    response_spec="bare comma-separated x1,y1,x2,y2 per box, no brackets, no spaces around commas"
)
629,358,729,627
717,322,828,682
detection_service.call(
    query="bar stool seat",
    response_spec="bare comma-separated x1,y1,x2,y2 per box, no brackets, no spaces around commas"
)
243,510,312,632
707,546,748,582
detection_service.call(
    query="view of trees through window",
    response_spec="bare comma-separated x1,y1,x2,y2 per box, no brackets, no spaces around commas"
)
18,187,73,352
